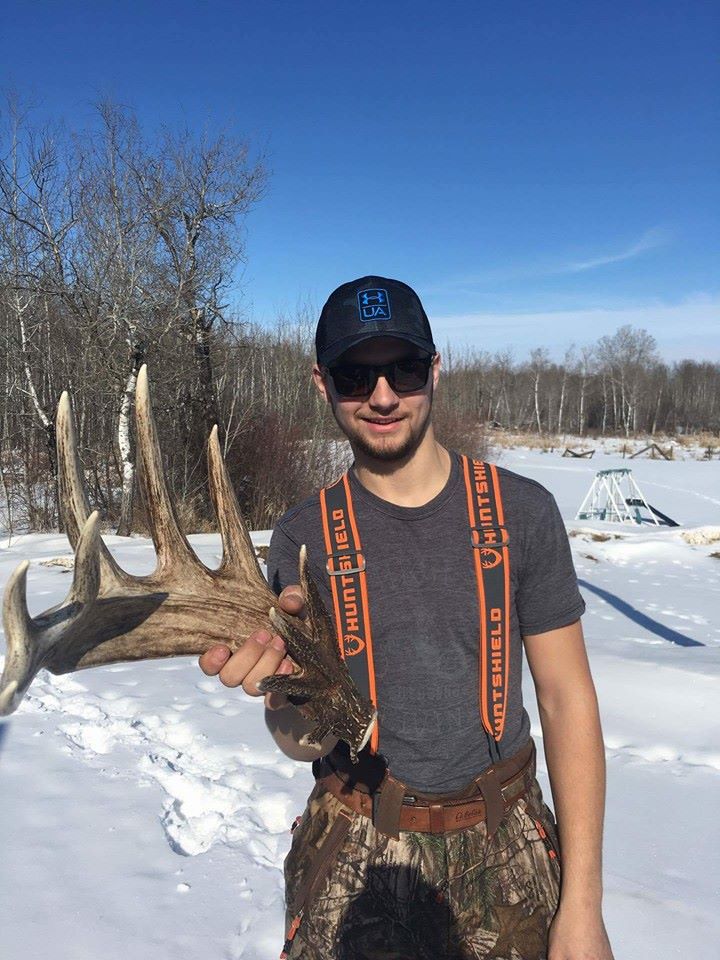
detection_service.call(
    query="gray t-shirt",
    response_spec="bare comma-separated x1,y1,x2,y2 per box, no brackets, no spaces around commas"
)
266,450,585,792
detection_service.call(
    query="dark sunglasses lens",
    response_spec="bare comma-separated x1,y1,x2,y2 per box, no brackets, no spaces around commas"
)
330,366,373,397
391,358,431,392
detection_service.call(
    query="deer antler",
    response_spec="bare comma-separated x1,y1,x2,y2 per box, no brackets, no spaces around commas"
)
0,366,376,760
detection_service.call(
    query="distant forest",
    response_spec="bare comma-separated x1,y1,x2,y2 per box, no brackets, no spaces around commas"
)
1,101,718,533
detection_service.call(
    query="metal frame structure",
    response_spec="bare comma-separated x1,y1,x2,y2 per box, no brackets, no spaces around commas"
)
575,468,661,526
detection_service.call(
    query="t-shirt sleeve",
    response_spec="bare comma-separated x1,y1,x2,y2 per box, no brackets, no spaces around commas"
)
516,489,586,635
266,522,303,598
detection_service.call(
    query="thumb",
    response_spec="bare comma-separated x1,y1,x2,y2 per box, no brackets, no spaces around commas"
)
279,584,306,619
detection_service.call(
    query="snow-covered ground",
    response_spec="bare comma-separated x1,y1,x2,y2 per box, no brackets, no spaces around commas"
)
1,447,719,959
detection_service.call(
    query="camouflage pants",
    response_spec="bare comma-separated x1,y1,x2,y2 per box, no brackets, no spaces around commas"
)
283,768,562,959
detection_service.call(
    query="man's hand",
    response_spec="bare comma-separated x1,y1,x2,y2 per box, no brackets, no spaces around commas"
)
198,584,306,710
548,901,614,959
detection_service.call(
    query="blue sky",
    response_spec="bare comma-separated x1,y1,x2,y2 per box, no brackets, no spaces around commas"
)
2,0,718,360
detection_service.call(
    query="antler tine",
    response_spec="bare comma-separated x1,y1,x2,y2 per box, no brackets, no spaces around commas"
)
0,561,33,715
296,544,331,639
57,392,127,586
207,425,266,583
0,512,104,716
278,543,335,641
56,391,90,549
135,365,203,576
68,510,102,607
268,545,329,645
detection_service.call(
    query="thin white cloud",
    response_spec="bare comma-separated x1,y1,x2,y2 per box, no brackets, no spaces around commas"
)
565,227,670,273
430,293,720,362
422,227,672,294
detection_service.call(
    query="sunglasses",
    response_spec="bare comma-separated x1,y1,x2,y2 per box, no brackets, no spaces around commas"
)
325,353,435,399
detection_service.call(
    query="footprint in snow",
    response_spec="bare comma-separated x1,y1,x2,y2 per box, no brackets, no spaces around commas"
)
219,705,243,717
24,679,297,857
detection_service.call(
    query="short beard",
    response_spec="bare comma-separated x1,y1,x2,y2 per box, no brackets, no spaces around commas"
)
331,390,434,464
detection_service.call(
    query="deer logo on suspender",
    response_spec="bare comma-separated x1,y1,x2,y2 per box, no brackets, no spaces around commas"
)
343,635,366,656
480,547,502,569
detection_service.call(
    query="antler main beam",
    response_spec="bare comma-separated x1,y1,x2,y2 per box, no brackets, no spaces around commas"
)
0,367,376,759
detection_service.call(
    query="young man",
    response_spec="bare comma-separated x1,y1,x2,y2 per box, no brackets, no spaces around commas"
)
199,277,614,960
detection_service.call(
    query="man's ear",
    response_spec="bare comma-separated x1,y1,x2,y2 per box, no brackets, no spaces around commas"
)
312,364,331,404
431,352,442,391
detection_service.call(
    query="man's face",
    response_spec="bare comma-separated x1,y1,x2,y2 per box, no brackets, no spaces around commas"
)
312,337,441,462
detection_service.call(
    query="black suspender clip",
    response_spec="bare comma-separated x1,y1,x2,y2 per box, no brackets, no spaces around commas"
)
325,549,366,576
469,525,510,548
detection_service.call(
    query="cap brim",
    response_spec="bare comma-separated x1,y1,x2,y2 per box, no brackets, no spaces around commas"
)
320,331,435,366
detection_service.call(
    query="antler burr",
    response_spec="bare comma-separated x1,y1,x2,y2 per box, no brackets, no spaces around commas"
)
0,366,376,760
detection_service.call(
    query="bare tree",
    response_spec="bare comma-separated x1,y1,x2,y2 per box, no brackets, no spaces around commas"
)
130,126,267,498
576,345,595,436
597,325,659,437
555,344,575,434
529,347,550,435
0,98,77,525
69,102,168,534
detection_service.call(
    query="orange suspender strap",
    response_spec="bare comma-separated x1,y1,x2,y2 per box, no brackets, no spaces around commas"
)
461,456,511,746
319,474,380,754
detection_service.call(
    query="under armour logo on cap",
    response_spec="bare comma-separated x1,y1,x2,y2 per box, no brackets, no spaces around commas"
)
357,288,391,322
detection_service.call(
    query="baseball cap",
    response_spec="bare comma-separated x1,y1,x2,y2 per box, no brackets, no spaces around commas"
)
315,276,435,367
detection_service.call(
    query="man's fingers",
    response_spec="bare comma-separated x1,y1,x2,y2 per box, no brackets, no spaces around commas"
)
198,644,231,676
278,584,306,619
240,635,287,696
201,632,296,701
216,629,288,695
215,629,272,688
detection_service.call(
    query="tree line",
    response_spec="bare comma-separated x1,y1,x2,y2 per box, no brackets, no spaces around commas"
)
439,329,720,441
0,99,717,536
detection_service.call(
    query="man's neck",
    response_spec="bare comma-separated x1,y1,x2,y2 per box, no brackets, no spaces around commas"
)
350,437,452,508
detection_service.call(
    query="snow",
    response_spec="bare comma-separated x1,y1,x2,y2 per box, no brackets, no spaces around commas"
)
1,449,719,959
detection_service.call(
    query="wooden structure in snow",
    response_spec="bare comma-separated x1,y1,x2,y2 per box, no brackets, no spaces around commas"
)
562,447,595,458
630,443,673,460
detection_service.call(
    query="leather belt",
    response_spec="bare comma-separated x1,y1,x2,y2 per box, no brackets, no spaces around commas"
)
314,737,537,840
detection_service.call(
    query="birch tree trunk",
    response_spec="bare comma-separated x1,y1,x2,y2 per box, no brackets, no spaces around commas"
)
115,347,144,536
557,372,567,434
651,388,662,435
534,372,542,434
